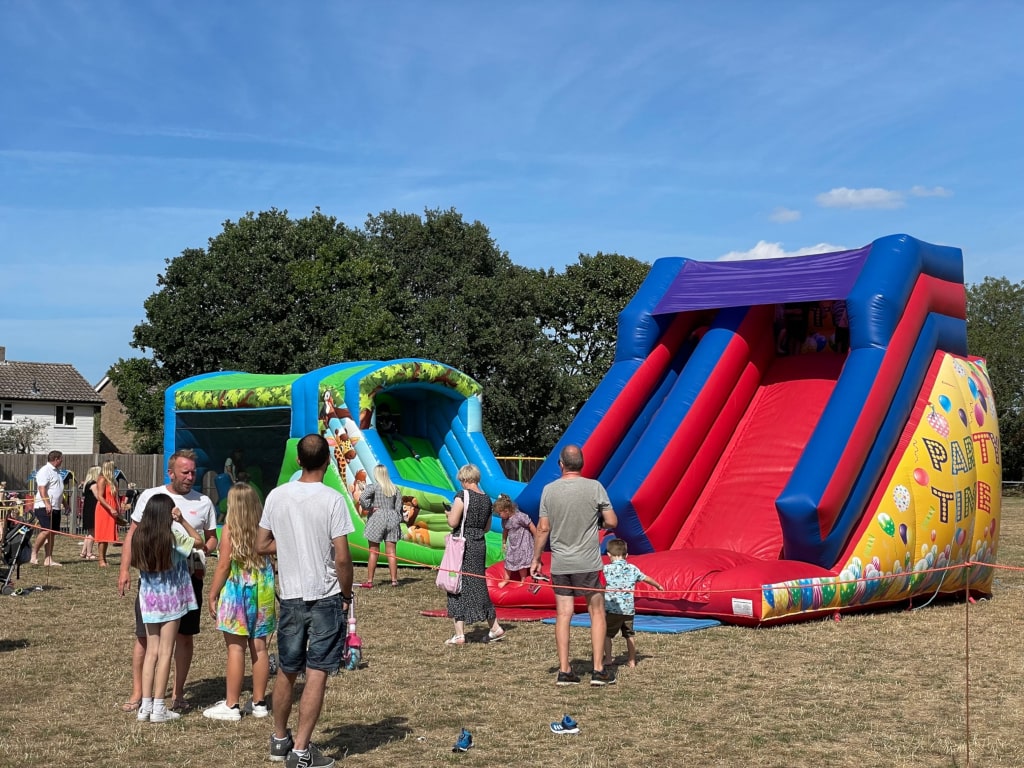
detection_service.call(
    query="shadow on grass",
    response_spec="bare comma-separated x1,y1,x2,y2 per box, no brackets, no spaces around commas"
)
320,716,414,757
183,675,234,707
0,638,30,652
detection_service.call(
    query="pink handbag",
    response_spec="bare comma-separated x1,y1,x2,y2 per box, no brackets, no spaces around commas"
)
435,491,469,594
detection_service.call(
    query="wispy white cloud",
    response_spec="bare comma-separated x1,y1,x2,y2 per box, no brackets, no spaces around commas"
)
769,207,801,223
718,241,845,262
816,187,905,209
910,185,953,198
814,185,954,210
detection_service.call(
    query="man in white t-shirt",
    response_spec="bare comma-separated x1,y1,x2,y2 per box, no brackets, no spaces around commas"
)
257,434,354,768
118,449,218,713
30,450,65,566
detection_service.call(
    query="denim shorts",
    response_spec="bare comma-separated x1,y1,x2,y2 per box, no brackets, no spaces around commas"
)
277,594,344,674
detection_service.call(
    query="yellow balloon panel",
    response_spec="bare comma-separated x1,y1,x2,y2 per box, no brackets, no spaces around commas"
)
761,354,1001,620
842,354,1001,602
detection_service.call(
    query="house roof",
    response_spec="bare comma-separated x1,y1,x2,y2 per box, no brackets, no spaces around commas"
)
0,360,106,405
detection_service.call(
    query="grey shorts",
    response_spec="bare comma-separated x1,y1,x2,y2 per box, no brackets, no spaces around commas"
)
551,570,602,599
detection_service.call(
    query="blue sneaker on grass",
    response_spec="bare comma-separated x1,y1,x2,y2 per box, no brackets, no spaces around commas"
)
550,714,580,734
452,728,473,752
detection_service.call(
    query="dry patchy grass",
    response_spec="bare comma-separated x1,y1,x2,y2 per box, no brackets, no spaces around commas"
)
2,500,1024,767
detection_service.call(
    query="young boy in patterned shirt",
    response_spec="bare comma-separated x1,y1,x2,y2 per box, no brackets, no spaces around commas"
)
602,538,664,668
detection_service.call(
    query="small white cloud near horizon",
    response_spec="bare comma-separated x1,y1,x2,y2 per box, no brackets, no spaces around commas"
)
769,207,801,223
816,187,905,209
910,185,953,198
718,241,846,262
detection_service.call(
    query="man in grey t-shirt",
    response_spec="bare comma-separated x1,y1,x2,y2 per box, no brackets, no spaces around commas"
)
531,444,618,687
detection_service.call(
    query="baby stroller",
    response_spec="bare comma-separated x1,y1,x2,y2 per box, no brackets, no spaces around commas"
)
2,511,35,595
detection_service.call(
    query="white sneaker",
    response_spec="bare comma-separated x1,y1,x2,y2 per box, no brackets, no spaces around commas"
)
243,700,269,718
137,709,151,722
203,700,242,721
149,709,181,723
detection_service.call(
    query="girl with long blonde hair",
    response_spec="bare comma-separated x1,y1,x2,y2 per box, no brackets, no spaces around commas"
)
204,483,277,721
359,464,403,588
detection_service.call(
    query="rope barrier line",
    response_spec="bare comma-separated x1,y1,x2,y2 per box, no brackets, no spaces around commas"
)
348,536,1004,601
3,516,119,544
4,515,1002,607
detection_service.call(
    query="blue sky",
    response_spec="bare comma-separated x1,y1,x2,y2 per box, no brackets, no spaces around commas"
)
3,2,1022,385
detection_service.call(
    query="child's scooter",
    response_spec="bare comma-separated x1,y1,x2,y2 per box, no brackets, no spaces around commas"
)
342,594,362,670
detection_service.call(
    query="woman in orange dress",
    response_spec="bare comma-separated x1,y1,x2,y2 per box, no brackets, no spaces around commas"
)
93,460,122,567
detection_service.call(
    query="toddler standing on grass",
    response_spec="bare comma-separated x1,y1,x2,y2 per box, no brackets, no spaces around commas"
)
204,483,277,721
602,538,664,668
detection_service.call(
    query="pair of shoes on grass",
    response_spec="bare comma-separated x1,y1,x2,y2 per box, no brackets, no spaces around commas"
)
137,707,180,723
555,668,617,686
203,699,269,720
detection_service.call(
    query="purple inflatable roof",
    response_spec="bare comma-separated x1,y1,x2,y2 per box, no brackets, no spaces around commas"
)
652,245,871,314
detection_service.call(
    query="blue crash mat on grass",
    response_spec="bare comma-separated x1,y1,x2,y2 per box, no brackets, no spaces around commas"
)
541,614,720,634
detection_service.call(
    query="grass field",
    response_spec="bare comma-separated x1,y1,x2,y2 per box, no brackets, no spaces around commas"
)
2,499,1023,768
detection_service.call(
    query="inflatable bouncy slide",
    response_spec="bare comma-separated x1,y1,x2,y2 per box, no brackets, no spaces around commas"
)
162,360,521,565
492,234,1002,625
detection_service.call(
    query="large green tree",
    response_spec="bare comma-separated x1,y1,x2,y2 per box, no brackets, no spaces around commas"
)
966,277,1024,480
540,252,652,416
107,357,167,453
111,207,648,455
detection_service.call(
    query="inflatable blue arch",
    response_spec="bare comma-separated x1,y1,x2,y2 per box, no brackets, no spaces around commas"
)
163,360,521,566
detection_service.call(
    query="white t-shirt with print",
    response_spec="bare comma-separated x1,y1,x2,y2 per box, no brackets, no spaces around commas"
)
132,485,218,566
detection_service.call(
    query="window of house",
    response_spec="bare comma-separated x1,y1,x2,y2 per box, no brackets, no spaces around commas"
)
55,404,75,426
1,402,11,422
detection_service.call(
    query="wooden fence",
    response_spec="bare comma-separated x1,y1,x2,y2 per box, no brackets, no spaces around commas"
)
0,453,165,492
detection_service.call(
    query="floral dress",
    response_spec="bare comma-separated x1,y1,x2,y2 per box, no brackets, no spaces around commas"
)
446,489,496,624
503,511,535,571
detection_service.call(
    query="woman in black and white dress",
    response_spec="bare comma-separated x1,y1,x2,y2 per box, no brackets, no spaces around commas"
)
359,464,403,588
445,464,505,645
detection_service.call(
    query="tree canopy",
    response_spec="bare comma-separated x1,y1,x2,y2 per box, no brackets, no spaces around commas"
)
111,207,649,455
109,208,1024,480
966,277,1024,480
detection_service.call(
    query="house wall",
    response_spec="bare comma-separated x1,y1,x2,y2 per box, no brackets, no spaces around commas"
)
1,400,99,454
96,380,137,453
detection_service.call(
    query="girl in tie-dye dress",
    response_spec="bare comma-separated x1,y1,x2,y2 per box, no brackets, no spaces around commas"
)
203,483,277,721
133,493,203,723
